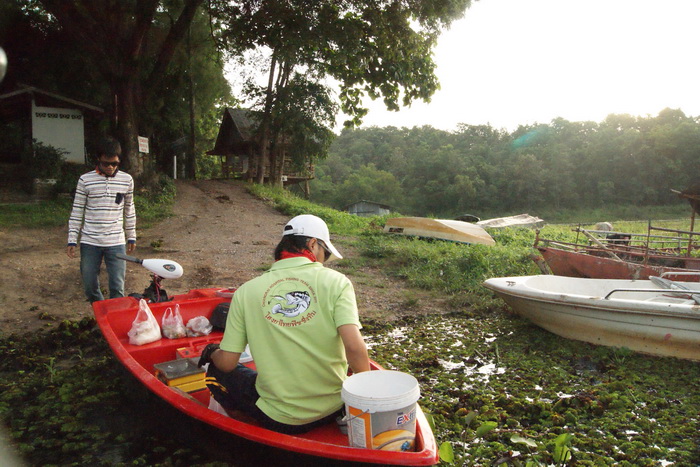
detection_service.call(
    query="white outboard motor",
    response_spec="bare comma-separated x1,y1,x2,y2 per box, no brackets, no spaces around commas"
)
118,255,184,279
117,253,184,302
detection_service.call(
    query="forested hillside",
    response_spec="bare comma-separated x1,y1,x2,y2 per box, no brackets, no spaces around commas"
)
310,108,700,218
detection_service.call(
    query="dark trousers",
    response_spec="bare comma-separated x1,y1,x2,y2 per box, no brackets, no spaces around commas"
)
205,363,342,435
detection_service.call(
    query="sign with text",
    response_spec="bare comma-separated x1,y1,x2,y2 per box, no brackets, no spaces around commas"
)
138,136,149,153
31,104,85,164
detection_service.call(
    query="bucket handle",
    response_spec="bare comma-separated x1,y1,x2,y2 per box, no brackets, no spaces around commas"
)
341,408,370,424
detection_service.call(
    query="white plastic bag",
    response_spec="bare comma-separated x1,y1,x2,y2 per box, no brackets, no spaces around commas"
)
161,304,187,339
186,316,213,337
127,299,162,345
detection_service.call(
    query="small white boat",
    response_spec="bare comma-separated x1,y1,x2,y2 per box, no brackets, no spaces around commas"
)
476,213,545,229
384,217,495,246
483,275,700,361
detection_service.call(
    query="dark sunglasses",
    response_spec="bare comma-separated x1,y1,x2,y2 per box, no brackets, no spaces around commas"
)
99,161,119,168
318,240,332,257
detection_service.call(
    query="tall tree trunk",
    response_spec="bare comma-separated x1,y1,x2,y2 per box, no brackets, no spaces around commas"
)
268,139,278,185
273,146,285,189
39,0,206,180
246,145,255,182
114,79,143,177
269,134,286,189
256,55,277,184
255,136,268,184
265,61,292,187
186,26,197,180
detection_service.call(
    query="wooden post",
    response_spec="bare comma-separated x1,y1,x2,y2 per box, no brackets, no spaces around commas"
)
688,209,696,256
580,229,623,262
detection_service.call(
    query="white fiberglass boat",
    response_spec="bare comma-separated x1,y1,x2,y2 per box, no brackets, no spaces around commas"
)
483,275,700,361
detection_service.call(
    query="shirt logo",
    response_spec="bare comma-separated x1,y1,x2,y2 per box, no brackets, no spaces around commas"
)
271,291,311,317
263,278,317,327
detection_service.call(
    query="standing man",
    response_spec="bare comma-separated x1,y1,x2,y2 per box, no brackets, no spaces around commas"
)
66,137,136,302
199,214,370,434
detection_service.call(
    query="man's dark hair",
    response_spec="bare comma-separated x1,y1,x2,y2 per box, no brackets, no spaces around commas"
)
273,235,329,262
274,235,311,260
98,137,122,158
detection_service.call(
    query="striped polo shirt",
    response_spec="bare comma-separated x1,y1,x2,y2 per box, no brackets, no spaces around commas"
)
67,169,136,247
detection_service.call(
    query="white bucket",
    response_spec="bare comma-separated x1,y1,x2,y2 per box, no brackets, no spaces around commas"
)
341,370,420,452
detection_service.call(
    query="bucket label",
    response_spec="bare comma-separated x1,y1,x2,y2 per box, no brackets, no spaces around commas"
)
397,409,416,426
346,404,417,452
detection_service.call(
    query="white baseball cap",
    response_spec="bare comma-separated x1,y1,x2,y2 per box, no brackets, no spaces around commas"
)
282,214,342,261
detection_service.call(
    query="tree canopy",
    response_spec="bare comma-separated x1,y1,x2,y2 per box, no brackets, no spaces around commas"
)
209,0,471,185
1,0,234,179
312,110,700,218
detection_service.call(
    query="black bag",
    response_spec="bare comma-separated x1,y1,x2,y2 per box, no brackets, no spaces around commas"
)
210,302,230,331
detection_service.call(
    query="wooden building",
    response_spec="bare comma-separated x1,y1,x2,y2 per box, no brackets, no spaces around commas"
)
345,200,392,217
207,108,314,190
0,85,103,165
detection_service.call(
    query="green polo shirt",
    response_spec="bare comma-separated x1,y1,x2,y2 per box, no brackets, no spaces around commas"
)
219,257,361,425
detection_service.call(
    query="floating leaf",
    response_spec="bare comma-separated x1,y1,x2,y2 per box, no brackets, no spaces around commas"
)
511,434,537,448
553,444,572,464
554,433,574,445
424,411,435,431
553,433,574,463
438,441,454,464
463,410,478,426
475,421,497,438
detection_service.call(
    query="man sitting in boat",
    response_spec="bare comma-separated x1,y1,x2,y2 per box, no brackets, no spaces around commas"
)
198,214,370,434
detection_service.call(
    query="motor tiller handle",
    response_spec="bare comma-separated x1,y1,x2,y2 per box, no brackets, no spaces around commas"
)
116,253,143,264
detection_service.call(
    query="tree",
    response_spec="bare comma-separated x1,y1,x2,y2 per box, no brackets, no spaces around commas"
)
33,0,206,177
138,7,236,178
268,75,337,187
210,0,472,185
334,164,404,210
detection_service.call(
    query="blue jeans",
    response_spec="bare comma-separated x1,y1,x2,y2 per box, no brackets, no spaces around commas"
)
80,243,126,302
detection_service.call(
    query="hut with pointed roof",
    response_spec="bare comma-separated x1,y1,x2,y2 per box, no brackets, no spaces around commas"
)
207,108,314,191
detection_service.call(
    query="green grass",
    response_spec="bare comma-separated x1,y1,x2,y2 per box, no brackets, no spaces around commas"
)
248,185,542,307
0,198,73,228
133,175,176,227
247,186,700,309
247,184,371,235
527,203,693,224
0,176,176,229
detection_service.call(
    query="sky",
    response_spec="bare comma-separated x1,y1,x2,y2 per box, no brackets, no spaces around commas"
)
353,0,700,132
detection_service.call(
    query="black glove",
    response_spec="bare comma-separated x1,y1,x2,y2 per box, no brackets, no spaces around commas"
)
198,343,220,368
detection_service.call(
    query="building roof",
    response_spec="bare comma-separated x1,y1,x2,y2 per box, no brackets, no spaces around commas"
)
344,200,392,210
0,84,103,121
207,108,261,156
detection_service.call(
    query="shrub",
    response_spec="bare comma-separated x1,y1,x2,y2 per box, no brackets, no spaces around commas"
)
28,140,67,180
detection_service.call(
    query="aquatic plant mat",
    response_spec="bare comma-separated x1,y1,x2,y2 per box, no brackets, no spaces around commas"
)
1,314,699,466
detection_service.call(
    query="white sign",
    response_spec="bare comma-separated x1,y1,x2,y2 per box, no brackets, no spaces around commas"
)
31,103,85,164
138,136,149,153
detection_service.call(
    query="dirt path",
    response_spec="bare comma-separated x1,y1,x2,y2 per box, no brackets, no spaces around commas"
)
0,180,445,334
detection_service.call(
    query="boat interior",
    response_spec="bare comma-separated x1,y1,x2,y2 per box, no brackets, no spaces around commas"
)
92,289,432,452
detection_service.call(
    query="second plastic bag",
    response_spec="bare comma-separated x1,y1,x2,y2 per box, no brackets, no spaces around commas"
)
162,304,187,339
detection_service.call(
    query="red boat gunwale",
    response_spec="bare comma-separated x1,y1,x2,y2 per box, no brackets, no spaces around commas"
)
92,288,439,466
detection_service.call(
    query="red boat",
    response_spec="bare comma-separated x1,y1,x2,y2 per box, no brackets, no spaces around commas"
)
92,288,439,466
534,224,700,281
536,244,700,280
